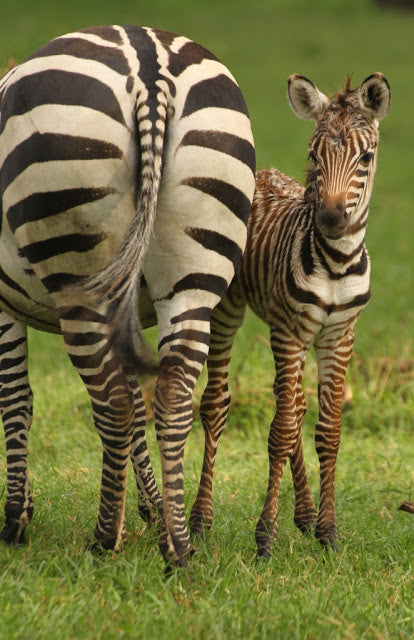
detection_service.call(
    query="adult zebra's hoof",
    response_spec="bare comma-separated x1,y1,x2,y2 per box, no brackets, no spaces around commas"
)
86,540,118,556
138,498,163,527
158,526,191,571
0,520,26,546
87,530,128,555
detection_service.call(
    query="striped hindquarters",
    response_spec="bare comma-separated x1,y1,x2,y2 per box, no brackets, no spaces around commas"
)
0,26,255,370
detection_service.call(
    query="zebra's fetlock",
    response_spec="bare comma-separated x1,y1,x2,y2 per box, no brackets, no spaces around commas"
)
138,498,163,527
0,521,26,545
315,523,338,551
158,525,190,568
294,507,317,536
188,509,213,540
0,504,33,545
92,521,128,553
255,517,278,559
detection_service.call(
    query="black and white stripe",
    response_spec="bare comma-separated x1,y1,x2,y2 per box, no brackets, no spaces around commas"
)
0,25,255,567
189,74,390,557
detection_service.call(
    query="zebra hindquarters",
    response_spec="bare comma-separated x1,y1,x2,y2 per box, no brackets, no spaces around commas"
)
313,326,355,550
189,281,247,540
0,311,33,545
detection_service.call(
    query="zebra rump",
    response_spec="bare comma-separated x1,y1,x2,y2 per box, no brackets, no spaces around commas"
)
0,26,255,566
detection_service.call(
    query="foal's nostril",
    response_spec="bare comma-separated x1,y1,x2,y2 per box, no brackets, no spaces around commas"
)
333,202,348,221
316,203,349,239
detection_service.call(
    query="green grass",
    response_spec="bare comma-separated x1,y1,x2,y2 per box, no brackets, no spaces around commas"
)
0,331,413,639
1,1,414,638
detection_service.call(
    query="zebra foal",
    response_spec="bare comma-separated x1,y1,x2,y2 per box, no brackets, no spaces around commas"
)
0,26,255,568
189,73,390,557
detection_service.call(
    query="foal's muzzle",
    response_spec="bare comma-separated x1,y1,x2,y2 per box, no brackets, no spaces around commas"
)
316,199,349,239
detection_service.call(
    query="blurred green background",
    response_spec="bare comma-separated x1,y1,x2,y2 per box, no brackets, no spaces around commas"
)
1,0,413,361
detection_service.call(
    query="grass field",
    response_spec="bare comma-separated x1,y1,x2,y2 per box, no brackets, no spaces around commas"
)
0,1,413,638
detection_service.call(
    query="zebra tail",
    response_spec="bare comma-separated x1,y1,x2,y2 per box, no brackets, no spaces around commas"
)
80,87,169,375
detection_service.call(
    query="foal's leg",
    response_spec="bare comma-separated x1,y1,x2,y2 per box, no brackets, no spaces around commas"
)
0,310,33,544
314,327,354,549
255,332,307,557
289,361,317,534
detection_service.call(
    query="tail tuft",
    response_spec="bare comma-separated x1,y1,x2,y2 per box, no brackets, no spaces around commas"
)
108,292,159,376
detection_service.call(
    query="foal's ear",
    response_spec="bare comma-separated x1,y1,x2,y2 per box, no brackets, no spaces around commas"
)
287,74,330,121
358,73,391,121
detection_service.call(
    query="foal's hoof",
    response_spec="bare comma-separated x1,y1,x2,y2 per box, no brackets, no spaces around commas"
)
294,511,317,536
255,547,272,562
86,541,115,556
321,538,338,553
255,517,277,560
398,501,414,514
316,527,338,553
189,508,213,541
189,521,212,542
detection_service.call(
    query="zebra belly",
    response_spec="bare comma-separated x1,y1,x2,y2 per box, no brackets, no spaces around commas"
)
0,227,158,334
0,233,61,332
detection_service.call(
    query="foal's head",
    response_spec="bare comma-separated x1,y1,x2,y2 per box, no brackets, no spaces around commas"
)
288,73,390,240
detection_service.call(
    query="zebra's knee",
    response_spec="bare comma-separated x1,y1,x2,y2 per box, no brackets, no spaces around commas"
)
155,367,192,417
200,382,230,422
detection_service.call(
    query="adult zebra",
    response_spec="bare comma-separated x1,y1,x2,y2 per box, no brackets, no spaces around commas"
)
0,25,255,568
189,73,390,557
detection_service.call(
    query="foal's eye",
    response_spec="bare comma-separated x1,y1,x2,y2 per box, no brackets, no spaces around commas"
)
359,152,373,165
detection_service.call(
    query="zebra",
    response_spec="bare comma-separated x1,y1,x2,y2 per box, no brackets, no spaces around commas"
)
188,73,390,557
0,25,256,568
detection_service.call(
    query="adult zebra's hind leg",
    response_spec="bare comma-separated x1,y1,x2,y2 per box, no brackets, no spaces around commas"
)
0,310,33,545
60,307,138,551
128,375,163,524
154,310,215,569
189,285,246,539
